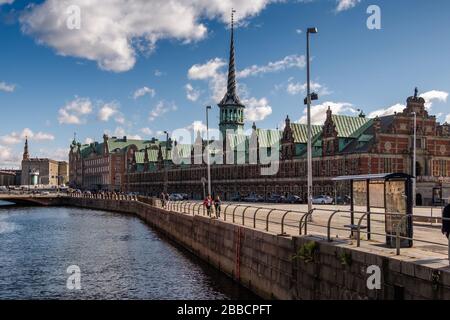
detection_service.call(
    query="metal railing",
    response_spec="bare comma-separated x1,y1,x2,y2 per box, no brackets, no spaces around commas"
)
154,200,450,265
68,192,138,201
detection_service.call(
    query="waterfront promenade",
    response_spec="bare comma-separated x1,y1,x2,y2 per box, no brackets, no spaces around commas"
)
163,201,450,267
2,193,450,299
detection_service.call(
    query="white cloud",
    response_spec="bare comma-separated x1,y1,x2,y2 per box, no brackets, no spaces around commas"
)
140,127,153,136
0,0,14,5
114,114,126,124
133,86,155,99
154,70,164,77
243,97,272,122
0,128,55,145
367,103,405,118
237,54,306,78
185,120,207,133
188,58,227,102
19,0,276,72
110,127,142,140
0,145,19,168
84,137,94,144
286,80,329,96
188,58,226,80
336,0,361,12
295,29,302,34
34,132,55,141
420,90,448,110
97,102,125,124
58,97,93,125
298,101,356,124
445,114,450,123
37,147,69,161
185,83,201,102
149,101,177,121
366,90,449,118
0,81,15,93
188,54,306,103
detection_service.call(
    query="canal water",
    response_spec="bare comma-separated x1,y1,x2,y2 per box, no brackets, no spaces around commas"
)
0,202,257,300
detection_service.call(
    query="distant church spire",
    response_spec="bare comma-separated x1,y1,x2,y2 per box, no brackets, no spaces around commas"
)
23,136,30,161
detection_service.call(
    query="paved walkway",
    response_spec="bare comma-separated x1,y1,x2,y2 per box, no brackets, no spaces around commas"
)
165,201,450,270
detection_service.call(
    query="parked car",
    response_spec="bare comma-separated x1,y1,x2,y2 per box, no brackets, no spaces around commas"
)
169,193,183,201
179,193,189,200
267,194,284,203
334,195,351,205
312,195,333,204
243,193,264,203
230,194,241,202
283,195,302,204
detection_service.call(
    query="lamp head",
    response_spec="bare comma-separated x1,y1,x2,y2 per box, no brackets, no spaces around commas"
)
307,27,318,34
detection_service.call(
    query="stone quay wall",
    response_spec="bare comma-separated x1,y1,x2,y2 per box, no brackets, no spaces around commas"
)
61,197,450,300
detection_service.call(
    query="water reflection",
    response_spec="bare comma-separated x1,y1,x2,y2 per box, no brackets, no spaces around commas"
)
0,205,258,300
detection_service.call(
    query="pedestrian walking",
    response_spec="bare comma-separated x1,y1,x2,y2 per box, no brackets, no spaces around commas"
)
203,194,213,217
165,192,170,204
214,195,222,219
442,203,450,239
160,192,166,208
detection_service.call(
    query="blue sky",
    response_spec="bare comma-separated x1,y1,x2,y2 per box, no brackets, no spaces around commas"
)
1,0,450,167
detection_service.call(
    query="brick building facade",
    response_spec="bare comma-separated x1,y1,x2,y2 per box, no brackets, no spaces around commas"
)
122,23,450,205
69,134,172,191
70,18,450,204
21,138,68,186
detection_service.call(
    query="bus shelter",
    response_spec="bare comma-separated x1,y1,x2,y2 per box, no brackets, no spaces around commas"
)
332,173,414,248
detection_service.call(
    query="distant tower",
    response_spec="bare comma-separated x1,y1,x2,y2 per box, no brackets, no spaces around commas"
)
23,136,30,161
218,9,245,137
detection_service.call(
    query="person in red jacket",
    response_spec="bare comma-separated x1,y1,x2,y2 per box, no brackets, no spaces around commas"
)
203,194,213,217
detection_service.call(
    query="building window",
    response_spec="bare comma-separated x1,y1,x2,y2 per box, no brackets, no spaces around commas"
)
433,160,447,177
384,158,392,173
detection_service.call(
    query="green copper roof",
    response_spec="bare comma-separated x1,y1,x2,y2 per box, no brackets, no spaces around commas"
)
134,151,145,164
290,123,323,143
79,143,102,157
134,144,192,164
256,129,282,147
227,133,247,149
331,115,372,138
357,134,373,142
173,144,192,159
107,138,156,153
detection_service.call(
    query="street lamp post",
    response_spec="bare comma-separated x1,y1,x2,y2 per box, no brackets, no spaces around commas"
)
164,130,169,193
411,112,417,206
306,27,318,214
206,106,212,196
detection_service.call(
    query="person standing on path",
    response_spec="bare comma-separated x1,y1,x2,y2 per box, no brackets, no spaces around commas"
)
214,196,222,219
203,194,213,217
160,192,166,208
442,203,450,239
